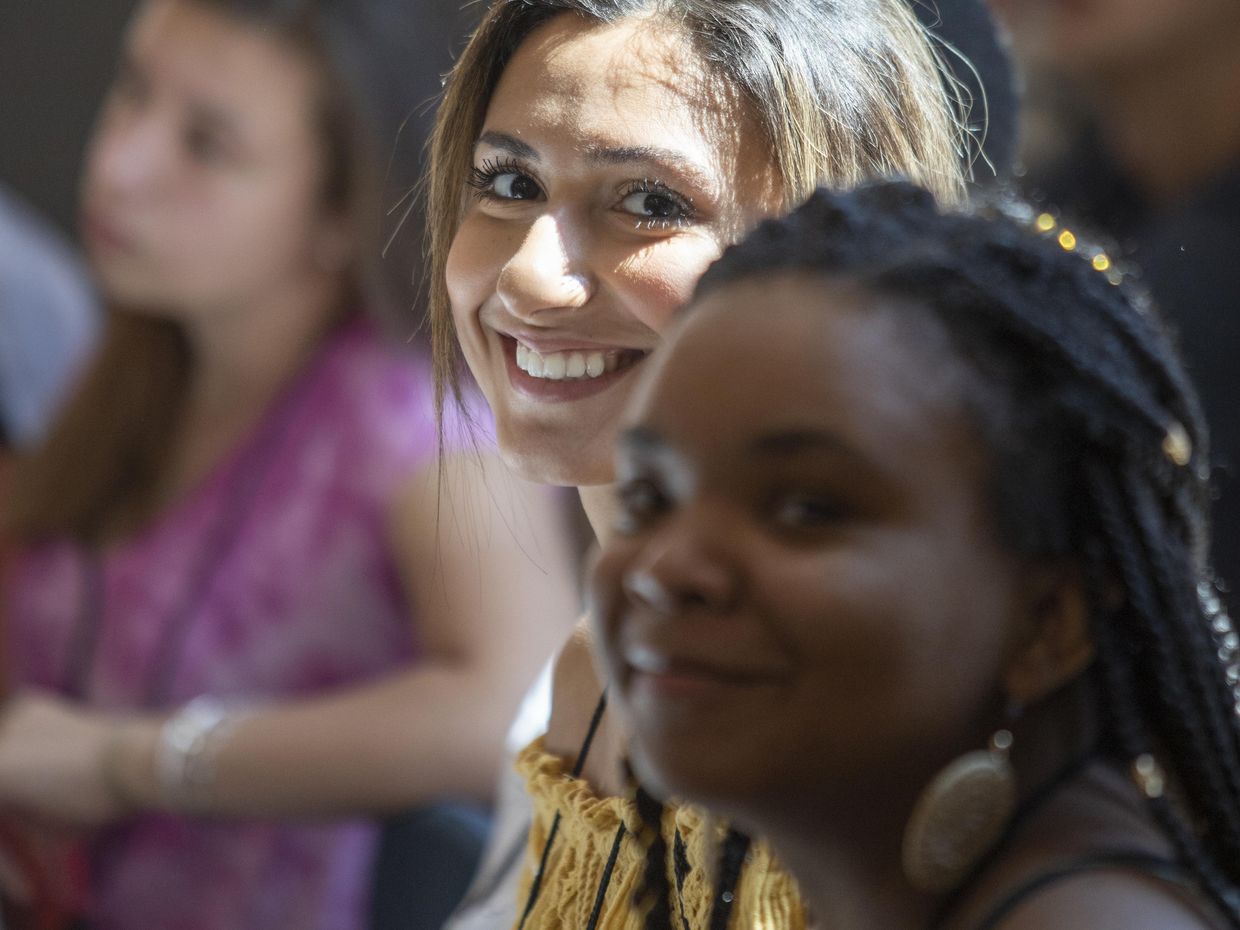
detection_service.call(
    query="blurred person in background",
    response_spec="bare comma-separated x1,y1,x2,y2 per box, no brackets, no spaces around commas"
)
0,1,578,929
989,0,1240,586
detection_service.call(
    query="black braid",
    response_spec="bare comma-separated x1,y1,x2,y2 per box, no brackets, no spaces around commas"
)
1089,463,1240,921
693,180,1240,925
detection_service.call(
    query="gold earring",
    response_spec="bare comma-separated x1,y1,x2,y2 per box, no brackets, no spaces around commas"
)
901,729,1017,893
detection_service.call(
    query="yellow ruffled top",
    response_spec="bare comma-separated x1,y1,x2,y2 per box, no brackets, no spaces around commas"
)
513,737,808,930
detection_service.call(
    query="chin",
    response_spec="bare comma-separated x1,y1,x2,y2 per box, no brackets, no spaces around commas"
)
495,422,617,489
89,264,173,313
626,738,690,804
626,730,757,817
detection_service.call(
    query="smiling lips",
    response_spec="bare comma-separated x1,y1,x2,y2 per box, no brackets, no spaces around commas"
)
514,340,646,381
623,641,785,689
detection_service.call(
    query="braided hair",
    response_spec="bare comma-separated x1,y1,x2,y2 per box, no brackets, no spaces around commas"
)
689,180,1240,924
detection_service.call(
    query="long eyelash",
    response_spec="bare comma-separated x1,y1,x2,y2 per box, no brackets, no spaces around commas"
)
624,178,697,230
466,156,532,199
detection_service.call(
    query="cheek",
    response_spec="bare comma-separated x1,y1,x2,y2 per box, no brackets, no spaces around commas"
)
447,213,527,352
586,545,631,676
445,216,498,326
147,177,321,310
766,543,1009,748
611,236,724,334
185,182,313,273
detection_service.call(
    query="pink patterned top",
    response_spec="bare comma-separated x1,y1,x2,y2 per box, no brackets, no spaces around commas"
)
5,319,459,930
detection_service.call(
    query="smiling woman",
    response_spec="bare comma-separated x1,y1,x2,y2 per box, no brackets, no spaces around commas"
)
427,1,980,927
431,0,968,494
443,13,785,488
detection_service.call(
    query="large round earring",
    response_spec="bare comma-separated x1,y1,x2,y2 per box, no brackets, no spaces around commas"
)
901,729,1017,893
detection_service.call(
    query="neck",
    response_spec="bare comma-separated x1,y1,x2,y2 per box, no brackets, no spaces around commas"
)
1085,34,1240,204
754,681,1100,929
578,483,619,545
150,272,343,509
183,274,342,420
763,807,933,930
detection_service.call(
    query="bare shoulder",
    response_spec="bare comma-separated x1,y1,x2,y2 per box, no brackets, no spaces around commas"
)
544,619,629,796
386,449,579,666
545,621,605,756
993,868,1224,930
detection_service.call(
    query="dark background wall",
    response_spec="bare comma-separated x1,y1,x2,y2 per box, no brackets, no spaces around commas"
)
0,1,138,236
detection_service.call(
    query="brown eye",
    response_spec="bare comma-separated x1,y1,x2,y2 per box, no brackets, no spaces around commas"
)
185,124,226,163
493,172,540,200
614,478,669,534
618,180,695,229
771,493,845,531
468,158,543,203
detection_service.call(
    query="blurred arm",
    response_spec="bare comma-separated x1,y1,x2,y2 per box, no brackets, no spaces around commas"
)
0,451,580,821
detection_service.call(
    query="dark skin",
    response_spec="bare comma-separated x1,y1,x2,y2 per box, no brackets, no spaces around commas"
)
590,273,1216,929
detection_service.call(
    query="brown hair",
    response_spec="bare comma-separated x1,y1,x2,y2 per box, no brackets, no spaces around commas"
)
425,0,970,417
6,0,455,543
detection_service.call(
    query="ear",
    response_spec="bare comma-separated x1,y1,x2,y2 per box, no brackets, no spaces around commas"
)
1003,566,1096,705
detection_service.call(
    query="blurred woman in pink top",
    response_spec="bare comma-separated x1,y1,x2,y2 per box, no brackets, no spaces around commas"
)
0,1,578,928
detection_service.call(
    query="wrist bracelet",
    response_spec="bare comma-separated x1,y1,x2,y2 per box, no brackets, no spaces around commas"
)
157,697,249,812
101,721,146,815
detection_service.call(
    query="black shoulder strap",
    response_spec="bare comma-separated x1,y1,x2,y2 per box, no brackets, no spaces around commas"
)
971,850,1189,930
573,689,609,777
517,689,610,930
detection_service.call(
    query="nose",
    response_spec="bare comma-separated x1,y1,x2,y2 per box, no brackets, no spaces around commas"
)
621,512,738,616
496,213,593,321
87,107,169,202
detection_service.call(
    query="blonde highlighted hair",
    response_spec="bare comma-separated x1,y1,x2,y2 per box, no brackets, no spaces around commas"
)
426,0,969,413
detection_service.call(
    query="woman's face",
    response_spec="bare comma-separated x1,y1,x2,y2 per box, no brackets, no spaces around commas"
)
80,0,341,318
591,274,1032,822
446,13,781,487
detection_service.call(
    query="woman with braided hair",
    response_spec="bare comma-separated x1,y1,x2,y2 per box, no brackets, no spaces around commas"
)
592,180,1240,929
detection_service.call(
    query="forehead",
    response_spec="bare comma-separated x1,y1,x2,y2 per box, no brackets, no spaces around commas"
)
505,13,710,111
486,13,770,192
628,274,978,470
125,0,318,136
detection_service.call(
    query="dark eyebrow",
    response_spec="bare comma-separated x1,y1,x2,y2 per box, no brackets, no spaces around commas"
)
622,425,865,465
113,52,239,141
586,143,715,191
475,133,714,190
476,131,540,161
749,429,866,463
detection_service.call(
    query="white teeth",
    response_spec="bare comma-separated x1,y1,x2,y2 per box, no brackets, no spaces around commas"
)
625,644,671,674
543,353,567,380
515,342,628,381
